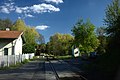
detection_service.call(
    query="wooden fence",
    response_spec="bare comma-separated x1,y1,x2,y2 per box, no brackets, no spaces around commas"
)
0,53,34,67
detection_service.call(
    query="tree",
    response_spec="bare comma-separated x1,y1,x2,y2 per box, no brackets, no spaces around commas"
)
96,27,106,36
0,19,13,30
11,19,42,53
47,33,74,56
104,0,120,51
11,19,26,31
96,27,107,54
46,42,53,55
38,43,46,53
24,27,39,43
71,19,99,54
36,34,45,44
23,27,40,53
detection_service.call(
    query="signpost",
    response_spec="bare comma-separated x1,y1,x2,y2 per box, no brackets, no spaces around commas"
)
72,46,80,57
72,46,80,64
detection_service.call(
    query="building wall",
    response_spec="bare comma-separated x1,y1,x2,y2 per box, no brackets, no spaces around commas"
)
14,36,23,55
0,36,23,55
0,39,14,55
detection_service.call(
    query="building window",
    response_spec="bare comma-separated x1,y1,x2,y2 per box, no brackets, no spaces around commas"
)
4,48,8,55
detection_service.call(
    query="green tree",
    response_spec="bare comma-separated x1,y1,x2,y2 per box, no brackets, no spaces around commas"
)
49,33,63,56
104,0,120,51
36,34,45,44
71,19,99,54
11,19,26,31
11,19,42,53
0,18,13,30
46,42,53,55
23,27,40,53
24,27,39,43
47,33,74,56
96,27,107,54
38,43,46,53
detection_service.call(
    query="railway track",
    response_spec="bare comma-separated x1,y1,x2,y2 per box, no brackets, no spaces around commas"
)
57,59,87,80
47,57,87,80
30,58,59,80
31,60,45,80
30,57,87,80
48,59,60,80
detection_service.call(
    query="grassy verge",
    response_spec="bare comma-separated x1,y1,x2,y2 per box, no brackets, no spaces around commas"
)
56,55,72,60
60,77,81,80
0,59,29,70
80,51,120,80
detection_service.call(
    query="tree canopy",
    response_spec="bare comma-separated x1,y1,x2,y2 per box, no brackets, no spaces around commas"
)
11,19,43,53
71,19,99,54
0,19,12,30
47,33,74,56
96,27,107,54
104,0,120,51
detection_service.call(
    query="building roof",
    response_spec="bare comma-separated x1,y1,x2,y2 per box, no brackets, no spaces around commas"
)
0,31,23,39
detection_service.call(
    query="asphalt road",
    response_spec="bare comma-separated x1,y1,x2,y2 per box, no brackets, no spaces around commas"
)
0,60,45,80
0,58,85,80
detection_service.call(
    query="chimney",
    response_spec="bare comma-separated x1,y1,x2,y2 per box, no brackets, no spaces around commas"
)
6,28,10,31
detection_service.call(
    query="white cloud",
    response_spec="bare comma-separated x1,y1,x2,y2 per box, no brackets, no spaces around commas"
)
31,3,60,13
35,25,49,30
15,6,30,13
0,2,60,14
8,0,13,1
25,14,34,17
15,7,22,13
0,6,10,14
0,0,61,18
15,3,60,14
18,17,21,19
44,0,63,4
0,1,15,14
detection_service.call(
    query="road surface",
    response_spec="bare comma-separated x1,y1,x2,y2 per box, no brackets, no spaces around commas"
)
0,58,86,80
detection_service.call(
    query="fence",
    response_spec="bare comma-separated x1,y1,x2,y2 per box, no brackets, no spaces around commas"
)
0,53,34,67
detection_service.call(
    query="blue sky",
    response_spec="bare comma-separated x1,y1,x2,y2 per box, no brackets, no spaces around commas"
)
0,0,112,42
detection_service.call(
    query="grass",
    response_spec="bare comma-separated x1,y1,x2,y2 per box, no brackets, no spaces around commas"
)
80,51,120,80
21,59,29,64
0,59,29,70
97,51,120,76
29,56,40,61
60,77,81,80
56,55,72,60
0,63,22,70
0,56,44,70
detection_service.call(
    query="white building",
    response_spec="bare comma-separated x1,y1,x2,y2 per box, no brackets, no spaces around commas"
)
0,31,25,56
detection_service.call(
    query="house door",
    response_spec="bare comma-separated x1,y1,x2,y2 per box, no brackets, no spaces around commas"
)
4,48,8,55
